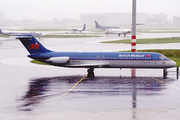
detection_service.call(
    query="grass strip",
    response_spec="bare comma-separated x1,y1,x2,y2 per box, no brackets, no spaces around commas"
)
102,37,180,44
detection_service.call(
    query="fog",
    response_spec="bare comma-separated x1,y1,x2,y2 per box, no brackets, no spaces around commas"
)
0,0,180,21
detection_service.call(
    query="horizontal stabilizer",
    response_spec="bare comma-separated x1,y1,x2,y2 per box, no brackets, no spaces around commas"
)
16,35,32,40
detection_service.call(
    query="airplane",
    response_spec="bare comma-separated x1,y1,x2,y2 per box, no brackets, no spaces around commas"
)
105,28,132,36
71,24,86,33
16,35,176,77
95,21,120,30
0,29,45,38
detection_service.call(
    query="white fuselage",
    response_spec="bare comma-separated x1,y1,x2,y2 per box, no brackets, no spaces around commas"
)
105,28,131,36
66,58,175,69
0,30,45,37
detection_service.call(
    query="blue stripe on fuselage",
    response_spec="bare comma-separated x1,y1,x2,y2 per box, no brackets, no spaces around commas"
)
28,52,169,61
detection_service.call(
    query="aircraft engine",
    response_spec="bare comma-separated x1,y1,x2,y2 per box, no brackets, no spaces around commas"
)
46,57,70,64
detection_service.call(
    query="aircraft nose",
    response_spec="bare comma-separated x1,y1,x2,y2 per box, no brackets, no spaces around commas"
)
170,60,176,67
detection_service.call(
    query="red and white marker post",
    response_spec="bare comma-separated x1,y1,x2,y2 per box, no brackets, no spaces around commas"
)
131,0,136,77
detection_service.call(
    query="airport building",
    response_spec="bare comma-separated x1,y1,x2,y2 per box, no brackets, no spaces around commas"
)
147,13,167,24
173,16,180,25
80,13,171,25
80,13,149,25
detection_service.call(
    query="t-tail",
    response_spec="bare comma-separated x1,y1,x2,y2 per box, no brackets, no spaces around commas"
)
82,24,86,31
17,35,51,54
95,21,101,28
0,29,2,34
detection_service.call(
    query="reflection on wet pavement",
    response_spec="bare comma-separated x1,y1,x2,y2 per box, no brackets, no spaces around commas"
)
17,76,176,111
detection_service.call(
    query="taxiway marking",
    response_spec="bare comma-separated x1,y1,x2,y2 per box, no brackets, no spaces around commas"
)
153,77,180,90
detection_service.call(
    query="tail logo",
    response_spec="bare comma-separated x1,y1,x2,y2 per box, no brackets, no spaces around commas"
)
28,42,40,49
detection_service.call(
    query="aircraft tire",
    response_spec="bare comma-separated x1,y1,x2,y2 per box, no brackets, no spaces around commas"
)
87,68,94,78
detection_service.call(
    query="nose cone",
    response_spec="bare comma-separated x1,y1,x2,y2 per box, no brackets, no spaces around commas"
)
169,60,176,68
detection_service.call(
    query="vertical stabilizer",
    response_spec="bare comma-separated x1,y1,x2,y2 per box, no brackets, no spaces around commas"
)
17,35,51,54
82,24,86,31
95,21,100,28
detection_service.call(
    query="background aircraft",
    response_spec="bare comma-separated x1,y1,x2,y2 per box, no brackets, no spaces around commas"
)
0,29,45,38
95,21,120,30
105,28,132,36
16,35,176,78
71,24,86,33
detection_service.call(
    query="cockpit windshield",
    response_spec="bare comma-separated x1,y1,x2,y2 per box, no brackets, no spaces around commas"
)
159,55,166,59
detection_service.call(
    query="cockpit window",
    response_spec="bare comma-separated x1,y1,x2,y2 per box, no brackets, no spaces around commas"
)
159,55,166,59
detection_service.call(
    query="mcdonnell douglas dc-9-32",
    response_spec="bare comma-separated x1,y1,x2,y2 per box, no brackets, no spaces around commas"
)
16,35,176,77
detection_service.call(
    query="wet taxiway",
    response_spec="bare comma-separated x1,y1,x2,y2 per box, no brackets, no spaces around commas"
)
0,33,180,120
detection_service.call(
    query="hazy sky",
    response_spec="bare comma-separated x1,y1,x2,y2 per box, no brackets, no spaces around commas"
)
1,0,180,20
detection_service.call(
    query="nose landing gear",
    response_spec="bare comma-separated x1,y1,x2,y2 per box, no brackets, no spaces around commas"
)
87,68,94,78
163,69,168,76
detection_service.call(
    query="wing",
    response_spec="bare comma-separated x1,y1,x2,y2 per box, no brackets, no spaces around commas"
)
66,62,110,68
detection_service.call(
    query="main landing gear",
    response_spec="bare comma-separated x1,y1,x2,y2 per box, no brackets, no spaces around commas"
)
87,68,94,78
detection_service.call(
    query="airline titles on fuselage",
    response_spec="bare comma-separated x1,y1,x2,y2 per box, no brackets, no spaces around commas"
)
119,54,146,57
